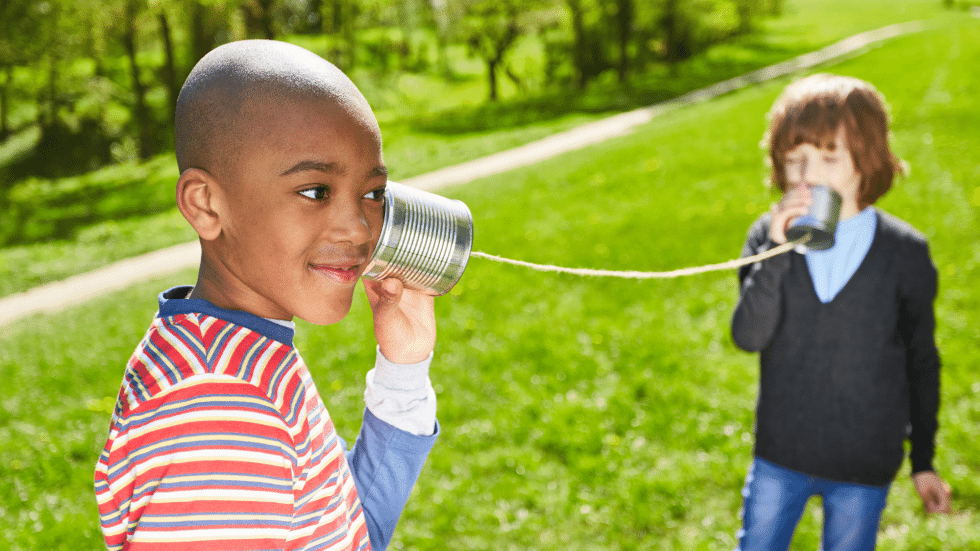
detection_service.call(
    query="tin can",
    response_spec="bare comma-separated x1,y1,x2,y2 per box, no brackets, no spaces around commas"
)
785,184,842,251
362,181,473,296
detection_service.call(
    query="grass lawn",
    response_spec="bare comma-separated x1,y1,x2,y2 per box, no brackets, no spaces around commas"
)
0,0,957,298
2,10,978,551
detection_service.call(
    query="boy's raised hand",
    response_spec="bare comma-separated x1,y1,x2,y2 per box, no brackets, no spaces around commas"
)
912,471,952,514
363,277,436,364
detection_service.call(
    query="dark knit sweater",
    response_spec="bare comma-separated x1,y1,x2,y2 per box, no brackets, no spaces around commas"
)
731,208,941,487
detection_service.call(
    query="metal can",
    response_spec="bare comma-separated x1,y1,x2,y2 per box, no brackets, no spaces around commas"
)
786,184,842,251
362,181,473,296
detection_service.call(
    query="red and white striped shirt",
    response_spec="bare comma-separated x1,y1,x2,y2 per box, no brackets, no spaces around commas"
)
95,309,370,551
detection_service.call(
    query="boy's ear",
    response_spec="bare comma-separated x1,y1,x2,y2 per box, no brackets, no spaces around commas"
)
176,168,223,241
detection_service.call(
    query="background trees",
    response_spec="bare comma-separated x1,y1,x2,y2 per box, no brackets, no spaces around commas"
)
0,0,776,186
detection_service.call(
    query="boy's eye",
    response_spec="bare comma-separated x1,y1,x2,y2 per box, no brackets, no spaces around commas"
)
299,186,329,201
363,187,386,201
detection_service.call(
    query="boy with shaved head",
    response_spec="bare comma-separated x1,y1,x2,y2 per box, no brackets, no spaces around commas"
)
95,40,438,551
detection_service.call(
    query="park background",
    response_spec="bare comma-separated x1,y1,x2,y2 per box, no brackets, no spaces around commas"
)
1,0,979,549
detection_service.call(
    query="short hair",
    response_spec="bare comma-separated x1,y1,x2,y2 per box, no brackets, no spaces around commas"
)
763,73,906,207
175,40,371,176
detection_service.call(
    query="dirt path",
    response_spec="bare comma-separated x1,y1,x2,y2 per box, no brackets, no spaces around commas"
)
0,21,930,329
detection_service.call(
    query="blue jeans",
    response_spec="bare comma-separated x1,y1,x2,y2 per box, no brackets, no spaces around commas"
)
735,458,890,551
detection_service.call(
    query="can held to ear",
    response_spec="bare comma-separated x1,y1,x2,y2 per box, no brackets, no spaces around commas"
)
785,184,842,251
362,181,473,296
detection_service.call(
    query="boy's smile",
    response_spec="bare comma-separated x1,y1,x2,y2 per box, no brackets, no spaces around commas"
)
196,95,388,324
309,261,365,284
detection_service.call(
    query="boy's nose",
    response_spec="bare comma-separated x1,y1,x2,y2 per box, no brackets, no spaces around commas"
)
795,157,810,182
328,198,373,245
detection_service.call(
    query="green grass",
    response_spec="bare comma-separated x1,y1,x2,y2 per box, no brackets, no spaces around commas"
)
0,0,956,298
2,12,979,551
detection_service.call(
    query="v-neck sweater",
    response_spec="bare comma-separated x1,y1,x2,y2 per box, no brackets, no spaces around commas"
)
731,209,941,487
805,206,877,303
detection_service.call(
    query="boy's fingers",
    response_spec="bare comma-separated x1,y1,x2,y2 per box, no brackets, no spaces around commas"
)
936,483,952,512
917,476,952,514
364,277,403,309
380,277,402,304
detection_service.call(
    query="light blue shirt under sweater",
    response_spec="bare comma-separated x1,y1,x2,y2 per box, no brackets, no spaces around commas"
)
805,206,877,303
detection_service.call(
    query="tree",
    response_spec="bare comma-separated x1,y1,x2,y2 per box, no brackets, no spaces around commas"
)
565,0,638,85
242,0,280,39
319,0,364,70
121,0,155,159
32,0,104,148
190,0,234,67
0,0,44,140
429,0,464,78
563,0,609,88
734,0,768,34
652,0,746,74
611,0,634,83
152,0,180,130
307,0,325,32
0,0,120,177
461,0,550,101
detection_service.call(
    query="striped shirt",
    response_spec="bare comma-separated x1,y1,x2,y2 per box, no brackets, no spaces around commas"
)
95,287,436,550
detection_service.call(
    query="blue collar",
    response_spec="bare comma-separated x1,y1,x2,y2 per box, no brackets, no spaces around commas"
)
835,205,878,236
157,286,295,346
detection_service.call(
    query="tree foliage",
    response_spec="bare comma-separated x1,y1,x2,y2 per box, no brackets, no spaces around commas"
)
0,0,46,139
0,0,777,185
459,0,552,101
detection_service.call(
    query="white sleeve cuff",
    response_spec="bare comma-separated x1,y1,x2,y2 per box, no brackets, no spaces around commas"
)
364,346,437,436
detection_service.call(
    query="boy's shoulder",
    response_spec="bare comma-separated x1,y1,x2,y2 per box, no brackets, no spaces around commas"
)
873,209,935,268
157,286,296,346
744,211,774,243
119,287,305,416
874,208,929,245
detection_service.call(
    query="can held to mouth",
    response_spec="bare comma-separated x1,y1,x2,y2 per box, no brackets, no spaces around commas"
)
785,184,842,251
362,181,473,296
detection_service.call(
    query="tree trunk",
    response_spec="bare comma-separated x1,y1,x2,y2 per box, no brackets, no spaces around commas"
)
308,0,323,33
565,0,588,89
328,0,343,33
661,0,682,76
191,1,222,66
38,5,61,134
341,1,357,70
243,0,277,39
158,9,179,130
614,0,633,83
192,2,209,64
44,55,58,131
123,0,152,159
485,20,518,102
0,64,11,140
261,0,276,39
487,59,499,102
